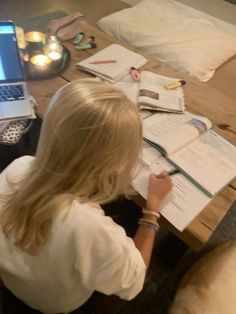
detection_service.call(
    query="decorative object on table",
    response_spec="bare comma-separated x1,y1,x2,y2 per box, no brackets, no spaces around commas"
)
43,35,64,61
48,12,87,41
25,31,46,51
19,30,70,80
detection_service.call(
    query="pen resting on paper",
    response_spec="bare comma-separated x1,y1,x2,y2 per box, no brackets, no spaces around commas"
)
90,59,117,64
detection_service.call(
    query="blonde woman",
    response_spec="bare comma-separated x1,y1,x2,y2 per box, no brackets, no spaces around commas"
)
0,79,172,314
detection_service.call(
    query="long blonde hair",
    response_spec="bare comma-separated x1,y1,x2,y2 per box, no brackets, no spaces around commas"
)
0,79,142,255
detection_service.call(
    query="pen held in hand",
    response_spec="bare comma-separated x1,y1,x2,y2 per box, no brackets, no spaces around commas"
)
158,169,180,178
168,169,180,176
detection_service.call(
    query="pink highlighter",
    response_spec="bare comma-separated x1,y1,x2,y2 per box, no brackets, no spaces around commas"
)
130,67,140,81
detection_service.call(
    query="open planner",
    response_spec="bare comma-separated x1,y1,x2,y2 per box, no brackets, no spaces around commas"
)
133,112,236,231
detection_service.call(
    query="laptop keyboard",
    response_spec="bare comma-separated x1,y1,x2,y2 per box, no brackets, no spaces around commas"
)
0,84,25,102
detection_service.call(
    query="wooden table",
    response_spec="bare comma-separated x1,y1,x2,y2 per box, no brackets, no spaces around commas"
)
27,24,236,251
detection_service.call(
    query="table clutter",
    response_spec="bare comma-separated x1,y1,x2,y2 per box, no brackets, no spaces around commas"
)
16,12,99,79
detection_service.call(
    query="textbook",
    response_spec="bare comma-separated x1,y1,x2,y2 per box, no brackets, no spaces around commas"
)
138,71,185,113
133,142,211,231
77,44,148,83
142,112,236,198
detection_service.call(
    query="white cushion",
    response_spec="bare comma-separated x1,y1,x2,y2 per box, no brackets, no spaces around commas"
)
170,241,236,314
98,0,236,82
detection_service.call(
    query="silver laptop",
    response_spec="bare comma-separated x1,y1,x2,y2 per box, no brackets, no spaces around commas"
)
0,21,32,120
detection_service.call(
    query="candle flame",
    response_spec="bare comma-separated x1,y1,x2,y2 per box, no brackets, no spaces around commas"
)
30,54,51,67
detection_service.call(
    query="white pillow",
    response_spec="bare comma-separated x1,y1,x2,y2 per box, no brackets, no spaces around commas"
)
98,0,236,82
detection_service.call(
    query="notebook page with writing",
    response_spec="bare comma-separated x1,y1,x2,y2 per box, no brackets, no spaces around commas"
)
133,146,211,231
77,44,147,83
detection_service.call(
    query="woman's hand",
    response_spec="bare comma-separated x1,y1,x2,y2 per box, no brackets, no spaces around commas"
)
146,170,173,212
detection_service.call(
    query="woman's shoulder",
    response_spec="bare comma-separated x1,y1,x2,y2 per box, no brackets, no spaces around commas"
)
0,156,35,189
55,200,127,241
1,155,35,176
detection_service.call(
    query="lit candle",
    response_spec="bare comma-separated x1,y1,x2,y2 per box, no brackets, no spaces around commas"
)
44,42,63,61
30,54,52,68
25,31,46,51
25,31,46,42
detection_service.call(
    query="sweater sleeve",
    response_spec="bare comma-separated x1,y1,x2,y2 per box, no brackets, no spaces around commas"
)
0,156,34,195
72,206,146,300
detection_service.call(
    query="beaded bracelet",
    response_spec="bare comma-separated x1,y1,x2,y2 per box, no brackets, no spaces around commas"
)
142,208,161,219
138,218,160,231
138,220,159,232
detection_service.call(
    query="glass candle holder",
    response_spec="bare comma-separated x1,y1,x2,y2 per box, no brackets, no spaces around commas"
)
30,54,52,69
44,42,63,61
46,34,60,44
25,31,46,51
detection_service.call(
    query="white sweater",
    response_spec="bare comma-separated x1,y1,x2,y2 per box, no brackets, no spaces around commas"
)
0,156,146,314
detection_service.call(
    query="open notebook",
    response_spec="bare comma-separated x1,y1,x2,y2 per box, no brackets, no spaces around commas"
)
77,44,147,83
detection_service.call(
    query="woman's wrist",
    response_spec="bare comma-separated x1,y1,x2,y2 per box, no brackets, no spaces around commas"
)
137,208,161,232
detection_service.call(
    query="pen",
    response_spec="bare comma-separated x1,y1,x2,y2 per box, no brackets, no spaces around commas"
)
130,67,140,81
158,169,180,178
165,80,186,90
90,59,117,64
168,169,180,176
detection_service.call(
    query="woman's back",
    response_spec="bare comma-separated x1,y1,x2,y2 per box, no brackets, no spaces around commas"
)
0,156,146,313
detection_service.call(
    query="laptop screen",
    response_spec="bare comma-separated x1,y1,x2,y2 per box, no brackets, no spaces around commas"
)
0,22,24,83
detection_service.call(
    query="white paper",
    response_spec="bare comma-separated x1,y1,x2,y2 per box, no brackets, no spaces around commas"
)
143,112,211,155
133,152,211,231
115,75,139,104
77,44,147,82
138,71,185,112
169,130,236,196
